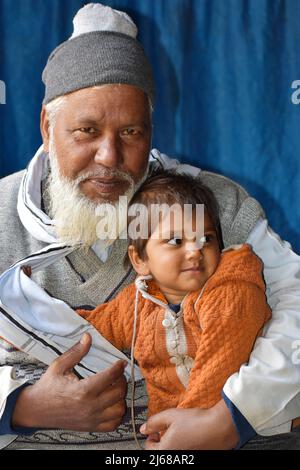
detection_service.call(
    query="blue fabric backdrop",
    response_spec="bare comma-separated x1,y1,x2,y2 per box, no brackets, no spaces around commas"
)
0,0,299,253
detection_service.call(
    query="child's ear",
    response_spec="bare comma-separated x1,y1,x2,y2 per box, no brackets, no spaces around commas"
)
128,245,151,276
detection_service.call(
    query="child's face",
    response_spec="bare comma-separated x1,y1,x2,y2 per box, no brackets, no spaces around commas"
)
132,209,221,304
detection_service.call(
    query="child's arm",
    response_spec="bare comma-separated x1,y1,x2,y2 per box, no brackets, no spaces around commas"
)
178,280,271,409
76,284,136,351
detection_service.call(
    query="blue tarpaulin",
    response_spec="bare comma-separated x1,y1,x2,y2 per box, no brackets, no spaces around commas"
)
0,0,299,252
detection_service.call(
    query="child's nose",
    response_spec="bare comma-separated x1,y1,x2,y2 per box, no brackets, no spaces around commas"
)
185,241,203,258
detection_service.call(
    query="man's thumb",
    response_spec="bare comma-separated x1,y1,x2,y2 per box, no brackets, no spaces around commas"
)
52,333,92,374
140,409,174,435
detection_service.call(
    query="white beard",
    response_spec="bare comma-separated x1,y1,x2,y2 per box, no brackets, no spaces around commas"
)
45,137,148,248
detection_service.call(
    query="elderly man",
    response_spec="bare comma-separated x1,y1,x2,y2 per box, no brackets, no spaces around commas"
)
0,3,300,451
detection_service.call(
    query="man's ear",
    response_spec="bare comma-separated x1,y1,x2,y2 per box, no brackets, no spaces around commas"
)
40,105,50,153
128,245,151,276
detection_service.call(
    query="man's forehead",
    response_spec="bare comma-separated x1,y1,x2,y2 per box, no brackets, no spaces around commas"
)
54,85,151,119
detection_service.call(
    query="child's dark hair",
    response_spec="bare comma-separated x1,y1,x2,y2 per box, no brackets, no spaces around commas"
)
126,170,223,264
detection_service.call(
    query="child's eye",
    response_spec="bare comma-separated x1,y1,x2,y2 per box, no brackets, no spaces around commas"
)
200,234,215,245
167,238,182,246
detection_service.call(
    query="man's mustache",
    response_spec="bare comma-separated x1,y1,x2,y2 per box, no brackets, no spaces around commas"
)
74,168,134,185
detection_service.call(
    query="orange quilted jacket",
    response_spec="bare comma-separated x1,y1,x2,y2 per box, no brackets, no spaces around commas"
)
77,244,271,416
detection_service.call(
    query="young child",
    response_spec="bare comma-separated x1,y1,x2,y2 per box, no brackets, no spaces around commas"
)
77,171,271,417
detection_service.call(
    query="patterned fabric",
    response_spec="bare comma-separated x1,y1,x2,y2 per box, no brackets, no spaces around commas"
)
241,426,300,450
78,245,271,416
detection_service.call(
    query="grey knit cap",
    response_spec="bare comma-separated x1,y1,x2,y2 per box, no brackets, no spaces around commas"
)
42,3,154,104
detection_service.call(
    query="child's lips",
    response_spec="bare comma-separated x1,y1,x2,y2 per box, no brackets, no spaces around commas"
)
181,266,201,272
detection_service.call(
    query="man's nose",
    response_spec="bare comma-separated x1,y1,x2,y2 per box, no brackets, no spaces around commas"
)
94,134,122,168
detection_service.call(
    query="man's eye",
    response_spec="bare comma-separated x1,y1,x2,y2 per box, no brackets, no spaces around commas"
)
72,127,97,140
167,238,182,246
122,128,139,136
78,127,96,134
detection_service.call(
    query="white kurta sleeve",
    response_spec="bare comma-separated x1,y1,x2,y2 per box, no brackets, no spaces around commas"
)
223,219,300,435
0,365,30,448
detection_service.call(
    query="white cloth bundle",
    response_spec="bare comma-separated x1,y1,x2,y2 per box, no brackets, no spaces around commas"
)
0,243,141,380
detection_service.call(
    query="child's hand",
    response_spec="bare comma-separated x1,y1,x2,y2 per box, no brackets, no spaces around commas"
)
22,266,32,277
140,401,238,450
140,408,206,450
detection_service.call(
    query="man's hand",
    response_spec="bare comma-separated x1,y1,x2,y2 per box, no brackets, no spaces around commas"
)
12,333,127,432
140,400,239,450
21,265,32,277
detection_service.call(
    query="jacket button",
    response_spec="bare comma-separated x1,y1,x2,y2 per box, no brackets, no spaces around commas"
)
170,357,178,365
162,318,171,328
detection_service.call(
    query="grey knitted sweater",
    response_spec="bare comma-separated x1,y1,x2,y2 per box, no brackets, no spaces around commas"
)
0,167,264,450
